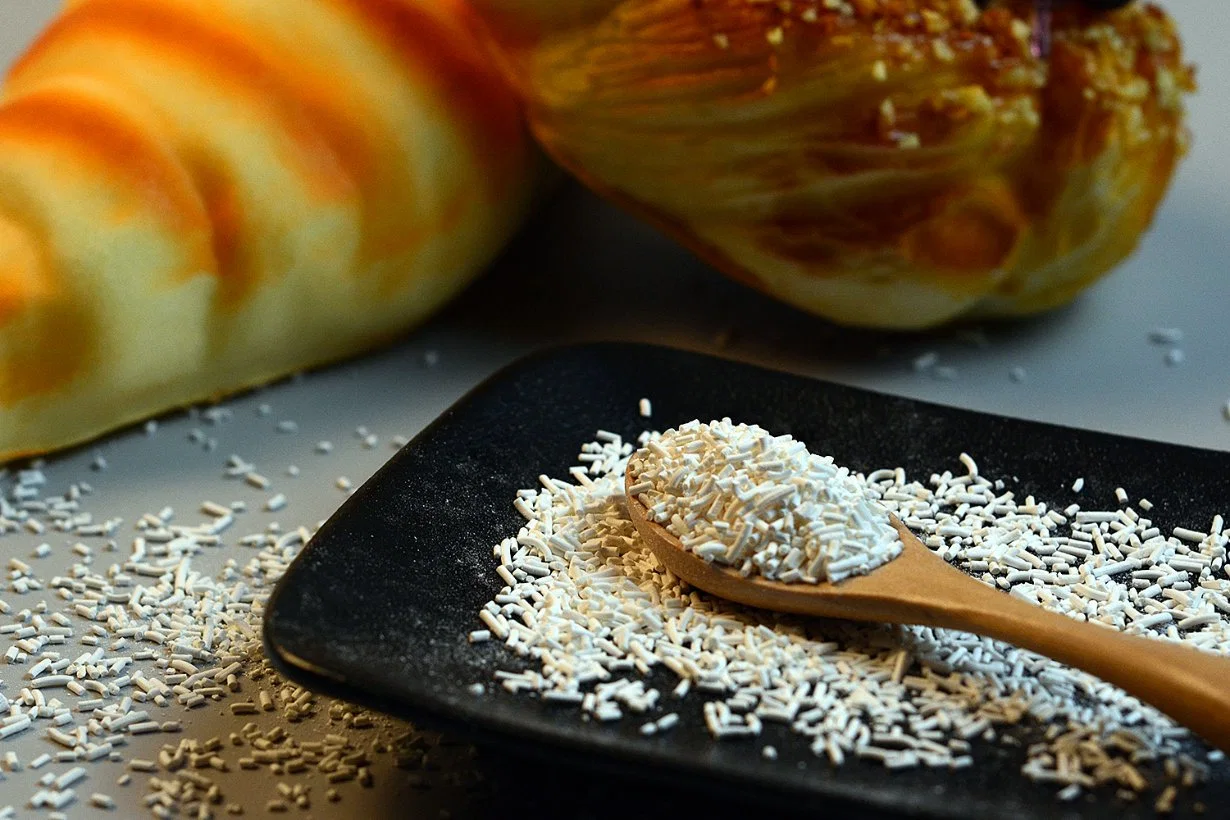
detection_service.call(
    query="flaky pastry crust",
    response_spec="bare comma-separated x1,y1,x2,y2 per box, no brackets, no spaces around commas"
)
468,0,1194,328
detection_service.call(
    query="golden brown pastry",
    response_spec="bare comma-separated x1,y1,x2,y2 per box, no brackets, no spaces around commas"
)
0,0,538,460
466,0,1194,328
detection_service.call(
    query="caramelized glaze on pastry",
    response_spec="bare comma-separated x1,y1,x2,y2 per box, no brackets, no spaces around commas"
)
468,0,1193,328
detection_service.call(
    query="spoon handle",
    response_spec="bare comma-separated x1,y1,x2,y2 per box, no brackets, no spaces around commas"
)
923,557,1230,751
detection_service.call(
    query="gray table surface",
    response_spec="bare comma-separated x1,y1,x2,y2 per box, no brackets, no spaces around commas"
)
0,1,1227,817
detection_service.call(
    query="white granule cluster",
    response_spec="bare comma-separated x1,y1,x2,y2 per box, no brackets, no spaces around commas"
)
626,419,901,583
0,412,466,817
478,424,1228,806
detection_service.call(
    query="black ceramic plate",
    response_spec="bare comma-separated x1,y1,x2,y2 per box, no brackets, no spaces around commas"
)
264,343,1229,819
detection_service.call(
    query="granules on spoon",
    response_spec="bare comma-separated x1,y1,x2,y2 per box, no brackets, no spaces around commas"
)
627,419,901,583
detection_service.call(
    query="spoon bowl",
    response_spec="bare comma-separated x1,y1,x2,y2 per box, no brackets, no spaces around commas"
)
626,467,1230,752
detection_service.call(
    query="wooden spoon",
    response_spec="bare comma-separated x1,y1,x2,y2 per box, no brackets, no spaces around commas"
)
625,470,1230,752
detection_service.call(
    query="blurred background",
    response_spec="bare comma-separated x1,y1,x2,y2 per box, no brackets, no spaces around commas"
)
2,0,1226,452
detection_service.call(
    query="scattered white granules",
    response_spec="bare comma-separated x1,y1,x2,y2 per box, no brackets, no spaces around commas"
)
1149,328,1184,345
477,423,1228,803
627,420,901,584
0,406,480,817
912,352,939,372
908,352,959,382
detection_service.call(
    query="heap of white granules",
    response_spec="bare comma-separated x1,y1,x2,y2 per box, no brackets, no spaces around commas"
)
474,419,1229,811
626,419,901,583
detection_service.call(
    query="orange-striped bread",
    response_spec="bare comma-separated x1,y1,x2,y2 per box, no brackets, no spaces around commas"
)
0,0,537,459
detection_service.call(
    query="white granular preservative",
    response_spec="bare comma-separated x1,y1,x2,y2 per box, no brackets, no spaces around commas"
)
476,421,1229,802
627,419,902,583
0,406,487,818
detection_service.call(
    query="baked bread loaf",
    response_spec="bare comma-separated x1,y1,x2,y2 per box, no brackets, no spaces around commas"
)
467,0,1193,329
0,0,537,459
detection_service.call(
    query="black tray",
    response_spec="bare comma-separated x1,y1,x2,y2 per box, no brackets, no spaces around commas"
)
264,342,1229,819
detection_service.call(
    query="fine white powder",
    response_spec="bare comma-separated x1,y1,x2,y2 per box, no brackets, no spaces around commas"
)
626,419,901,583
